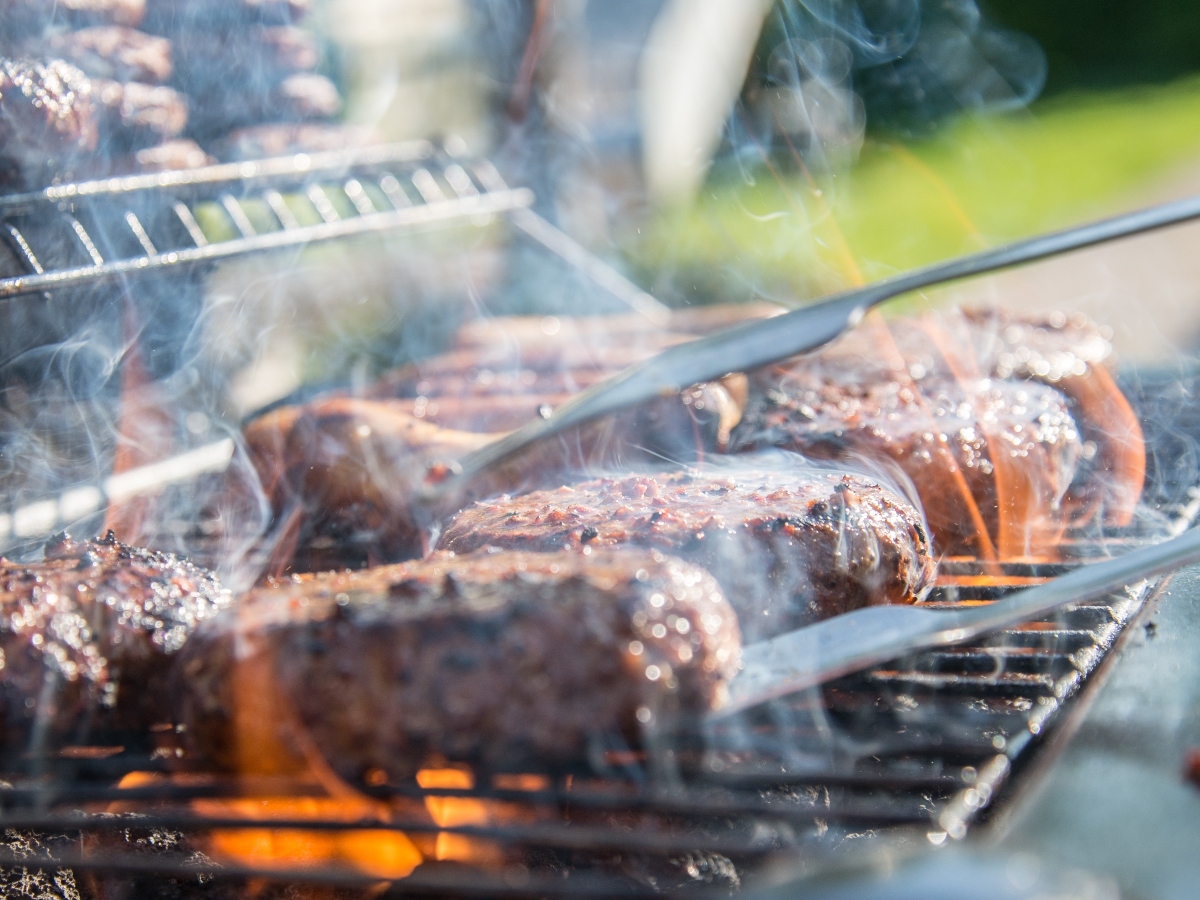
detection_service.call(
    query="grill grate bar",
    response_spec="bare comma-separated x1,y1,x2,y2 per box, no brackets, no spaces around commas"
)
0,143,532,301
124,211,158,256
172,201,208,247
2,223,44,273
264,189,301,230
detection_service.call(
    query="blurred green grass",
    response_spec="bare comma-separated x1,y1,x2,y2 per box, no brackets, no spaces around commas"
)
635,75,1200,305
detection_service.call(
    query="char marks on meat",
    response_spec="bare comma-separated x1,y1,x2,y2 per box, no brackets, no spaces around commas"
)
175,549,740,782
440,468,935,641
0,532,230,758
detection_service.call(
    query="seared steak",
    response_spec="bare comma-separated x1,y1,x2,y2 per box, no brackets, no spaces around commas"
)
175,549,740,782
439,467,935,641
733,371,1083,557
957,307,1144,526
0,58,97,188
730,309,1140,556
0,532,230,758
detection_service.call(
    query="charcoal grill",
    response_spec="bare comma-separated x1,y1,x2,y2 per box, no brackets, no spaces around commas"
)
0,148,1194,898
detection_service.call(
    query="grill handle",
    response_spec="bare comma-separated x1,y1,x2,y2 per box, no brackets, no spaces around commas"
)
714,526,1200,718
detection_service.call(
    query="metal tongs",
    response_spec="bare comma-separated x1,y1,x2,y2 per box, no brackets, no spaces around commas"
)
713,524,1200,718
424,191,1200,500
420,191,1200,713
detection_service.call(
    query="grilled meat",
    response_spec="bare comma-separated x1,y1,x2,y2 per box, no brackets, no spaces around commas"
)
0,0,147,35
112,136,212,172
364,337,746,441
212,122,379,160
244,396,495,569
733,370,1083,558
0,58,97,188
185,70,338,138
0,532,230,758
175,549,741,782
245,325,747,571
439,467,935,641
958,307,1145,527
731,309,1141,555
38,25,172,84
93,77,187,147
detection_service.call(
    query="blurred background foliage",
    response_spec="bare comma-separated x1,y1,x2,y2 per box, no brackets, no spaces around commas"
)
633,0,1200,313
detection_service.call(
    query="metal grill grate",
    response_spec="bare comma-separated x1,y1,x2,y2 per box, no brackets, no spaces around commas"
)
0,527,1180,898
0,153,1190,897
0,142,534,301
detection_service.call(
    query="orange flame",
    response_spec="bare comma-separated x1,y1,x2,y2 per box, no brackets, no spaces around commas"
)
416,768,505,866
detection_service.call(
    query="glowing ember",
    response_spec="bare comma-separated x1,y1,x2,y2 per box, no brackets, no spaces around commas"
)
193,796,422,879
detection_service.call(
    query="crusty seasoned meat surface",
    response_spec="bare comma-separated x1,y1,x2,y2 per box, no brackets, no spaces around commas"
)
733,372,1083,558
244,325,746,570
243,396,496,570
0,58,97,187
175,549,740,782
957,306,1145,527
0,532,230,758
364,339,746,445
439,467,935,641
38,25,172,84
730,309,1140,557
92,77,187,147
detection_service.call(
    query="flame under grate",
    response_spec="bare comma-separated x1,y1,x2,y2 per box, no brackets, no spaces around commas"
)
0,152,1193,897
0,529,1177,898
